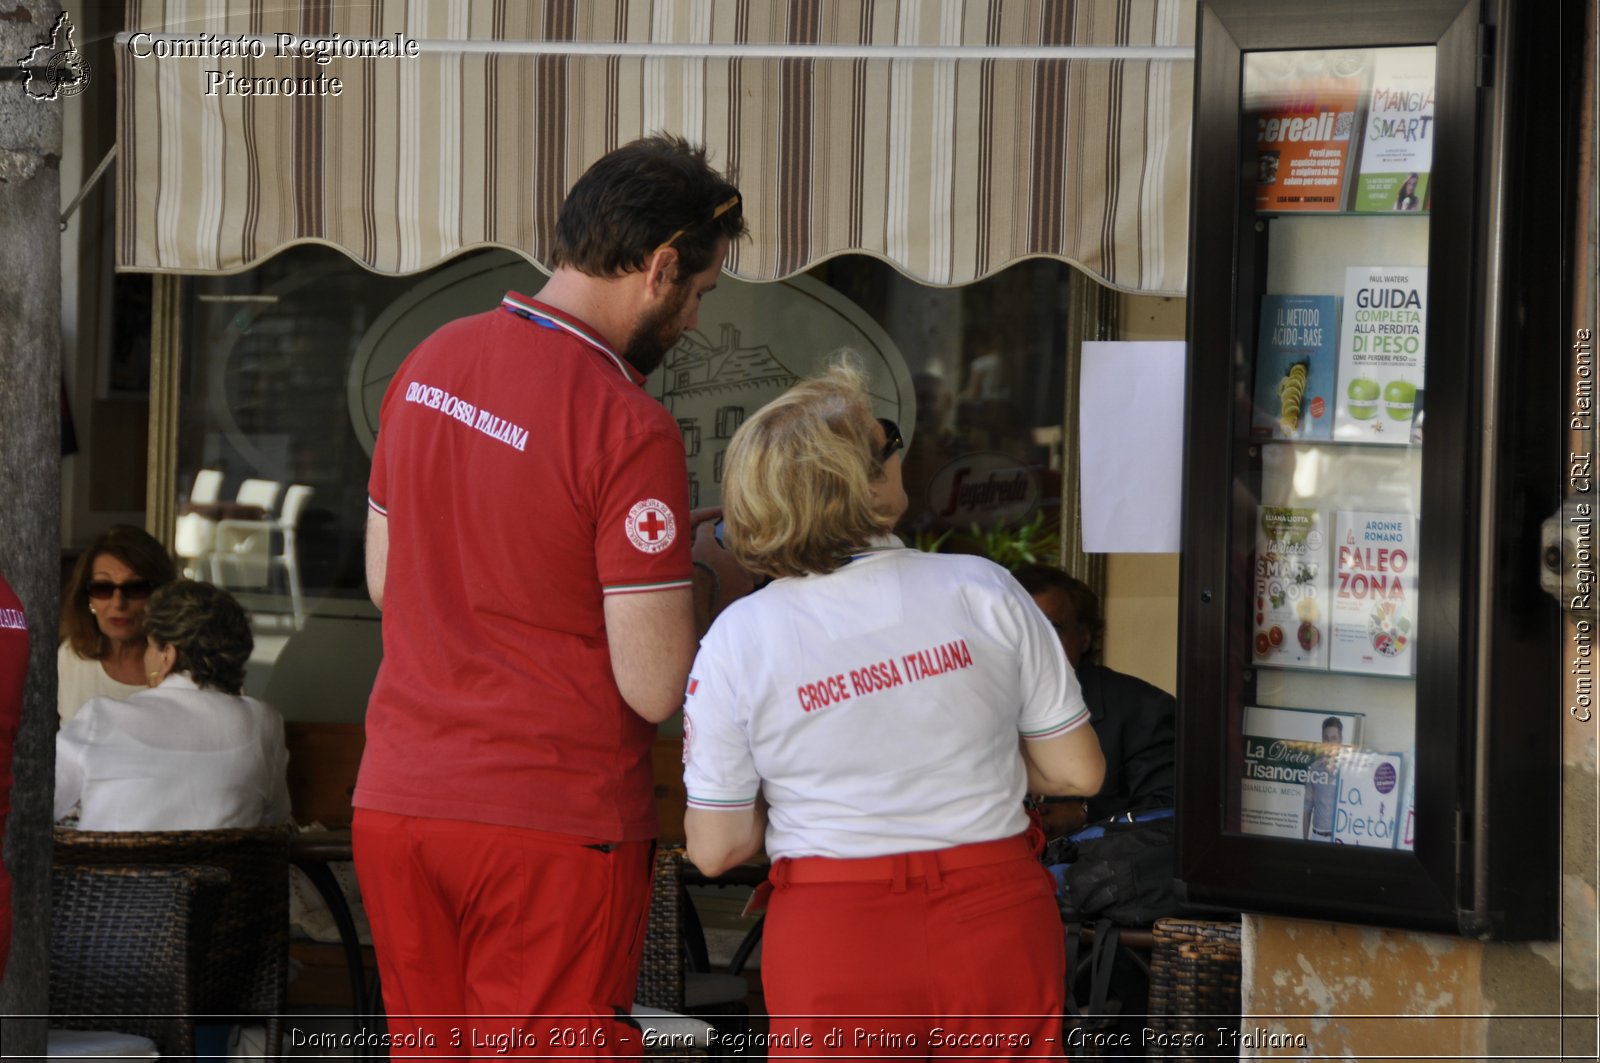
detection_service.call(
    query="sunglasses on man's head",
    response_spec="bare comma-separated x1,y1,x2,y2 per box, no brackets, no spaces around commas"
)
654,193,742,255
877,418,904,463
86,579,154,601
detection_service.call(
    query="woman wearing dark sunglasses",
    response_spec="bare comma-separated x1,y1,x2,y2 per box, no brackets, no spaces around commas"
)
57,525,177,724
681,361,1105,1055
55,579,289,831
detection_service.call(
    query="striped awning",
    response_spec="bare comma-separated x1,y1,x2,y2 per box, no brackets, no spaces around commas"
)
117,0,1193,293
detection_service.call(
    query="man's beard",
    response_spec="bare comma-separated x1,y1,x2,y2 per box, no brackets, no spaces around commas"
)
621,283,690,377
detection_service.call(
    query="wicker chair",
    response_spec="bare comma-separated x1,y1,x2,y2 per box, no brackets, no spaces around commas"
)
637,845,750,1047
54,826,293,1058
50,864,231,1056
1146,917,1243,1061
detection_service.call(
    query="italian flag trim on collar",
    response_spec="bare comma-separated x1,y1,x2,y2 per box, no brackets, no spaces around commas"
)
501,293,634,382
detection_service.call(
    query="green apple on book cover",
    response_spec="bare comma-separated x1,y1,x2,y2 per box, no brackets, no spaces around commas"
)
1253,294,1341,440
1334,265,1427,443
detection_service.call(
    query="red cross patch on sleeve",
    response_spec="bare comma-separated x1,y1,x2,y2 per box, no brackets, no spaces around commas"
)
624,498,677,554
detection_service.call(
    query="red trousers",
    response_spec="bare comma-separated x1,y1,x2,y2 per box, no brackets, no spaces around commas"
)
352,809,653,1058
760,833,1065,1059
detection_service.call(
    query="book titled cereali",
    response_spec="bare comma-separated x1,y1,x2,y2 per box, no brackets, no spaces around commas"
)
1249,63,1365,213
1330,510,1418,676
1253,294,1340,440
1333,265,1428,444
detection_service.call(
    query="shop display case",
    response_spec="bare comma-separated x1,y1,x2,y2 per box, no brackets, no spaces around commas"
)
1178,0,1570,937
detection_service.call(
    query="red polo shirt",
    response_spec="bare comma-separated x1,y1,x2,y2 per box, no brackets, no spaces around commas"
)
358,294,692,841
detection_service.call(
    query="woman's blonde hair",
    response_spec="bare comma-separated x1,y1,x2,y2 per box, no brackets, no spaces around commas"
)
722,361,895,578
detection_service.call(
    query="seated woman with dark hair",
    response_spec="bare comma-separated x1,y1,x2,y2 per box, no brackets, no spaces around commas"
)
682,361,1104,1054
55,580,290,832
57,524,179,724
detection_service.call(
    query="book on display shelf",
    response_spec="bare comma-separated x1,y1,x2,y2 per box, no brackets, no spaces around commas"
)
1398,745,1417,851
1330,746,1407,848
1252,506,1329,670
1239,733,1336,841
1238,709,1404,849
1329,510,1418,676
1353,47,1436,213
1239,703,1363,844
1248,53,1364,213
1243,705,1364,746
1252,294,1341,441
1333,265,1427,444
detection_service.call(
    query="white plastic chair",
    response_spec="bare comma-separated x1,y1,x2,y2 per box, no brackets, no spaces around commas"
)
189,468,223,505
174,470,228,578
174,512,217,579
235,477,282,515
211,484,314,627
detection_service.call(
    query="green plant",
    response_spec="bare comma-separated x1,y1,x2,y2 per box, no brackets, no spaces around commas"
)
913,511,1060,571
913,527,955,554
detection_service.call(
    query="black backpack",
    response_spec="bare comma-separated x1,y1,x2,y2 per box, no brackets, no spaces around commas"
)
1050,813,1180,927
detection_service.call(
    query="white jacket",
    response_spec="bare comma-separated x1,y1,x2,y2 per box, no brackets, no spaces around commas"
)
55,672,291,831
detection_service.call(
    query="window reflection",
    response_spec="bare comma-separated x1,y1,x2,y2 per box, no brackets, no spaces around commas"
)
177,247,423,629
174,248,1079,635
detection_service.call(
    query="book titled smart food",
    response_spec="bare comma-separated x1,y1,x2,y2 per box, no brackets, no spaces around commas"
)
1253,506,1329,670
1333,265,1428,443
1353,47,1436,213
1330,510,1418,676
1253,294,1341,440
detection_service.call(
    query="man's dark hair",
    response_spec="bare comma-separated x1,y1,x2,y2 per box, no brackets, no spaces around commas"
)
1321,716,1344,735
551,134,746,280
1011,562,1103,662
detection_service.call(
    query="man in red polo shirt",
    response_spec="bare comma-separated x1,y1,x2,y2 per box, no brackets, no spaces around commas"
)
355,135,745,1055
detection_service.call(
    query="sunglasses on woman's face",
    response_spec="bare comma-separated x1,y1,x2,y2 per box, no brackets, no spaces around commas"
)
877,418,904,463
86,579,154,601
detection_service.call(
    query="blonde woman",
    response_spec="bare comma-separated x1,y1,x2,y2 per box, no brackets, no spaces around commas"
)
682,362,1104,1052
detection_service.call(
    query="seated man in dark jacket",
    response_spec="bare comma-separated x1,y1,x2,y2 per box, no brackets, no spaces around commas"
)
1013,564,1176,827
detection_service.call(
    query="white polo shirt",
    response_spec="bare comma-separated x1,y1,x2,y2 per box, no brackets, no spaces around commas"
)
683,548,1088,859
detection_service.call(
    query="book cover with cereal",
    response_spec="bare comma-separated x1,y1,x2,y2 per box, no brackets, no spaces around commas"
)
1247,55,1365,213
1330,510,1418,675
1253,294,1340,440
1253,506,1329,670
